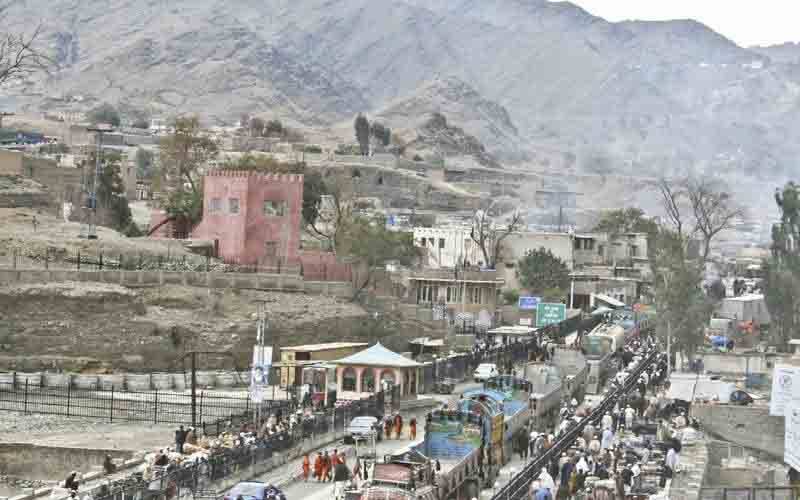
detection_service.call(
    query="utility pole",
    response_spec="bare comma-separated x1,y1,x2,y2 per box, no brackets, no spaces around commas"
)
190,352,197,428
0,112,14,129
535,189,583,232
83,125,114,239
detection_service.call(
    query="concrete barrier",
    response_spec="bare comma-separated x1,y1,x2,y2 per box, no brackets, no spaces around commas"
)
172,373,187,390
151,373,174,390
693,404,784,458
0,372,14,389
195,371,216,388
215,372,237,388
43,373,71,388
16,372,41,387
126,374,151,391
98,374,125,391
72,374,99,390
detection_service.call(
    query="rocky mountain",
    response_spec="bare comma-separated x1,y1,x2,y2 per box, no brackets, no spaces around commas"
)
399,112,501,169
2,0,799,214
373,77,525,162
751,43,800,64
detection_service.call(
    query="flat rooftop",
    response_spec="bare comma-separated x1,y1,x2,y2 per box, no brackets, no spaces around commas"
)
281,342,368,352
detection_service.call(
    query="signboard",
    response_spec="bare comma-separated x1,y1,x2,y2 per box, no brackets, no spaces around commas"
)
770,365,798,416
536,303,566,327
518,296,541,310
787,407,800,471
519,318,532,326
249,346,273,403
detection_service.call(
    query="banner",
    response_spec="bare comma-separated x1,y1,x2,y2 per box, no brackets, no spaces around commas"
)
786,407,800,471
518,297,541,310
770,365,798,416
249,346,273,403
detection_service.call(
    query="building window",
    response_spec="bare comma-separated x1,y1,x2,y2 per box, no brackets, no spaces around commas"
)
229,198,240,214
468,287,483,305
439,238,445,249
446,286,462,303
263,200,287,217
629,245,638,257
417,284,435,303
598,244,604,256
342,368,357,391
209,198,222,213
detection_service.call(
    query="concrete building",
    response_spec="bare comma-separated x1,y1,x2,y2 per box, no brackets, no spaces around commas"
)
406,268,503,325
277,342,368,388
332,343,422,400
413,226,483,268
191,170,304,265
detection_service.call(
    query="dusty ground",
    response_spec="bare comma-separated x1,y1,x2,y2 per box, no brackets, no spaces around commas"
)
0,282,369,371
0,207,206,267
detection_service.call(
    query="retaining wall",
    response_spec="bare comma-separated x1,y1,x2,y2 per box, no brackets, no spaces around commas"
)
0,371,249,391
693,404,784,459
0,269,353,298
0,444,133,479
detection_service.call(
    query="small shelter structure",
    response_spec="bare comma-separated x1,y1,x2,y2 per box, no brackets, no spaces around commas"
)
332,343,423,400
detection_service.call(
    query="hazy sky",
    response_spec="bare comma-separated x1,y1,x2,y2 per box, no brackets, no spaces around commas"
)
568,0,799,47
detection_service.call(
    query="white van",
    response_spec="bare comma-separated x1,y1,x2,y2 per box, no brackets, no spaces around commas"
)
473,363,499,382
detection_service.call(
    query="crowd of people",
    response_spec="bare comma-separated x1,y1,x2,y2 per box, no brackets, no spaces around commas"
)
526,337,687,500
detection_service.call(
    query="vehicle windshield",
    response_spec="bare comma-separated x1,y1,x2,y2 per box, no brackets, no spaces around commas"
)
581,336,613,358
230,484,264,498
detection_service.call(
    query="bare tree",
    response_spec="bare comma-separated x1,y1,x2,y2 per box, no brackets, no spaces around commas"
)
0,25,50,86
470,205,523,269
687,177,744,263
306,175,356,254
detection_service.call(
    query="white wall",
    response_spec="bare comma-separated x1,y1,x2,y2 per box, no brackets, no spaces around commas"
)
413,226,483,268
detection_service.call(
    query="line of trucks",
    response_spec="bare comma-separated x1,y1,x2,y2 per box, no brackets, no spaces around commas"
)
349,308,647,500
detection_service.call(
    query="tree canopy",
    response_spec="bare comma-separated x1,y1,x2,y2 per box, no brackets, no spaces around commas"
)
516,247,570,301
354,114,370,155
85,151,139,236
593,208,658,237
87,103,121,127
764,182,800,349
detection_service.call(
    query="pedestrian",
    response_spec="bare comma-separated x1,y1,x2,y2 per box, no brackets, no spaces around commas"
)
410,417,417,440
32,215,38,232
302,453,311,482
601,412,613,431
64,472,79,491
384,417,392,440
394,414,403,439
175,425,186,454
624,405,635,431
529,431,538,458
601,427,614,451
320,451,329,481
314,452,323,481
558,458,574,500
103,455,116,475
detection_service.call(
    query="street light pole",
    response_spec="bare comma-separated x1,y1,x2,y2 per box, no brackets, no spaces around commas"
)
84,125,114,239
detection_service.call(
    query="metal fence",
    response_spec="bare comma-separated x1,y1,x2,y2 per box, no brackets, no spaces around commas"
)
92,391,387,500
700,488,797,500
0,381,281,426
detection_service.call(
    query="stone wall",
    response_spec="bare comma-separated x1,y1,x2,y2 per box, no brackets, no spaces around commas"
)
693,404,784,458
0,269,354,298
0,444,132,479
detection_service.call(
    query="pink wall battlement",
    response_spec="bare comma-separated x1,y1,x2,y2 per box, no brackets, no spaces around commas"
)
192,171,304,265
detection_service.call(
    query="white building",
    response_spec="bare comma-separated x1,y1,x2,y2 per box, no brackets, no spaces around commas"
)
413,226,483,268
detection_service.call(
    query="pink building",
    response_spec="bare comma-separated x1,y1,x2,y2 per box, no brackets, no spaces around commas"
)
191,170,304,266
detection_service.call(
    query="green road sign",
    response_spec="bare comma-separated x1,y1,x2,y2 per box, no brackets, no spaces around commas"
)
536,302,566,327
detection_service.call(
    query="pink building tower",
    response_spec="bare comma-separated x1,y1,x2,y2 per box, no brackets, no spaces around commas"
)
192,170,304,266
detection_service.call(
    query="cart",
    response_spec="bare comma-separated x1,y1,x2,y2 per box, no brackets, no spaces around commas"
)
433,378,457,394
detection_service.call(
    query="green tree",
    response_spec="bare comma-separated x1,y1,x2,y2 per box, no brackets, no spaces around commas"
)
651,177,741,361
135,147,154,179
85,151,140,236
354,114,370,155
371,122,391,146
516,248,570,299
219,154,326,227
87,103,121,127
337,215,420,298
593,208,659,237
131,117,149,129
148,116,218,235
265,119,283,136
765,182,800,348
250,117,266,137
